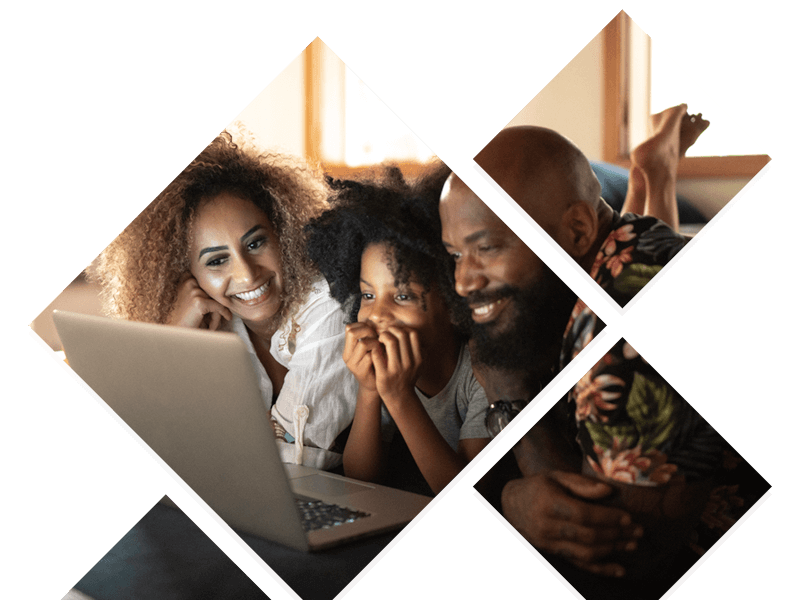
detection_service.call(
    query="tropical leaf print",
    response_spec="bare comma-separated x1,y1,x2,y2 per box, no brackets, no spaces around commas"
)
613,263,662,295
625,372,679,450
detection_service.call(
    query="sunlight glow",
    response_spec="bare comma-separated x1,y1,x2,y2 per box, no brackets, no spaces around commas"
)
651,40,766,156
344,69,434,166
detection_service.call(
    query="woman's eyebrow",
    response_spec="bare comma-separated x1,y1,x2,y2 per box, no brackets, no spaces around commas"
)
198,245,227,259
197,225,265,260
240,225,263,241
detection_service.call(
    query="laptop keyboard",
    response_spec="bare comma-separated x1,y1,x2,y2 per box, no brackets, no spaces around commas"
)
295,498,370,532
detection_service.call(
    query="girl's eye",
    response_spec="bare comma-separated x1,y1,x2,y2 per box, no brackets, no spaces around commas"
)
449,252,462,262
395,292,416,303
360,292,374,301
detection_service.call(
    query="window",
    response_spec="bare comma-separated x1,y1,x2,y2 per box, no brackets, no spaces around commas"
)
603,12,769,178
236,39,436,180
305,39,434,177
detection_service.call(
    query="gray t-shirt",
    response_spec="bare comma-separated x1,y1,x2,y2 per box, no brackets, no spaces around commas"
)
415,345,489,450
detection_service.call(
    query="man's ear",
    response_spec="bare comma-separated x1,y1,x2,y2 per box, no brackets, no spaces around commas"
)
557,202,597,258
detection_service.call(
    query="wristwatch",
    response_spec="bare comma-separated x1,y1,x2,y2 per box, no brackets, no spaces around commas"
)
485,399,529,438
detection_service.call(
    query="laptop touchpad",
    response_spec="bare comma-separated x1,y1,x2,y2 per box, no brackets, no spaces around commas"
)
291,474,374,499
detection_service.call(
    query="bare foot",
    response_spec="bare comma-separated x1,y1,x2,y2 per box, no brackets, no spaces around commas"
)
621,163,647,215
650,105,710,157
679,112,710,156
629,104,687,229
632,104,686,176
650,103,687,132
626,105,710,228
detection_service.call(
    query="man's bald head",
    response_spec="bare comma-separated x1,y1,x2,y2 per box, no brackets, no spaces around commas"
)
475,126,606,261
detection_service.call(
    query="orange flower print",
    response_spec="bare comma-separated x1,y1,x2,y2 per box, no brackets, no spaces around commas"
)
601,223,636,256
590,251,606,280
573,373,624,423
564,299,588,340
588,440,678,485
604,246,633,278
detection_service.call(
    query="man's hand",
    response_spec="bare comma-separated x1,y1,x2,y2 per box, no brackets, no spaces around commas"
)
502,471,643,578
166,274,232,330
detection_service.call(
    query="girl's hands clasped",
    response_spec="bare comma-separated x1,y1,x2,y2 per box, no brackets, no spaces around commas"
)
343,323,423,405
166,273,233,330
371,325,422,406
343,322,380,394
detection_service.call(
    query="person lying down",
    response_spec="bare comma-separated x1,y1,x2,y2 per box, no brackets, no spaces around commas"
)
306,165,490,496
91,130,357,470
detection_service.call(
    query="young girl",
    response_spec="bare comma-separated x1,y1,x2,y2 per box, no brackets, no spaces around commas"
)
306,166,490,495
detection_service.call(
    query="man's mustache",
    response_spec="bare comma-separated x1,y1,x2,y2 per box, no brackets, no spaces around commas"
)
464,285,518,309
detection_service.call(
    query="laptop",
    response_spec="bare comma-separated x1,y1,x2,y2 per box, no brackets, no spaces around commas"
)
52,310,430,551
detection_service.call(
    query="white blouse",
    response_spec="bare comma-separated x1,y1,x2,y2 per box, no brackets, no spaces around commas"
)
229,278,357,469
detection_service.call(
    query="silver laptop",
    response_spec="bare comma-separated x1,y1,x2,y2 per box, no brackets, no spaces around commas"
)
53,310,430,551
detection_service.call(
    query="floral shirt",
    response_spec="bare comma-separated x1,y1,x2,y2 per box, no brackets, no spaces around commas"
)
561,212,769,552
567,338,723,484
589,212,687,307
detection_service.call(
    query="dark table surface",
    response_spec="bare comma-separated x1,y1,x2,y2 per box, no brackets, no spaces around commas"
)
75,502,395,600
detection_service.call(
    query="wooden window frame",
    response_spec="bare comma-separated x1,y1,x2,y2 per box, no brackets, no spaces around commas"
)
602,12,769,179
303,38,433,181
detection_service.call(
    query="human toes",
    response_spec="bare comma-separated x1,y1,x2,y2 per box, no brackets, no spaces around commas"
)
684,112,709,129
679,112,710,155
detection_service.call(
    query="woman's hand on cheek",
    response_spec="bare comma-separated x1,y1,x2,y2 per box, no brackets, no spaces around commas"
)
372,326,422,405
166,273,233,330
343,322,380,392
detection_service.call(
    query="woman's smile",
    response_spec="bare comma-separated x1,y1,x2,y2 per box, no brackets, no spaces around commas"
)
231,280,271,302
189,192,284,327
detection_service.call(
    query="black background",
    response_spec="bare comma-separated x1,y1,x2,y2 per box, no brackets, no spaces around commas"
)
34,6,780,598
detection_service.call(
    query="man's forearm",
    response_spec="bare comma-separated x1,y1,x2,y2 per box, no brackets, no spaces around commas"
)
475,410,567,512
513,411,582,476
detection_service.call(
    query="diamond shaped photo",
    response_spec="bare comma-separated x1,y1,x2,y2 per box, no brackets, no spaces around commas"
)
473,12,770,307
32,38,514,600
474,339,770,600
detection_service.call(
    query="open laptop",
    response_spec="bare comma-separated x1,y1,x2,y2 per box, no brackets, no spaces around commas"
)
53,310,430,551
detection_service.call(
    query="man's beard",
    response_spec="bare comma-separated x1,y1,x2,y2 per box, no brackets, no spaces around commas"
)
467,266,576,381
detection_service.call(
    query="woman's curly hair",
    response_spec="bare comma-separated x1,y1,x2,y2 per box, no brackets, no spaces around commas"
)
92,128,329,326
305,161,468,332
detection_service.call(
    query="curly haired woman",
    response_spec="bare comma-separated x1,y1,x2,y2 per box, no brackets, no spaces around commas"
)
92,129,357,469
305,165,490,495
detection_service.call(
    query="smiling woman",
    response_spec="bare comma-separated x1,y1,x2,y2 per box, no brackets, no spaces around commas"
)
186,194,285,333
91,129,358,469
